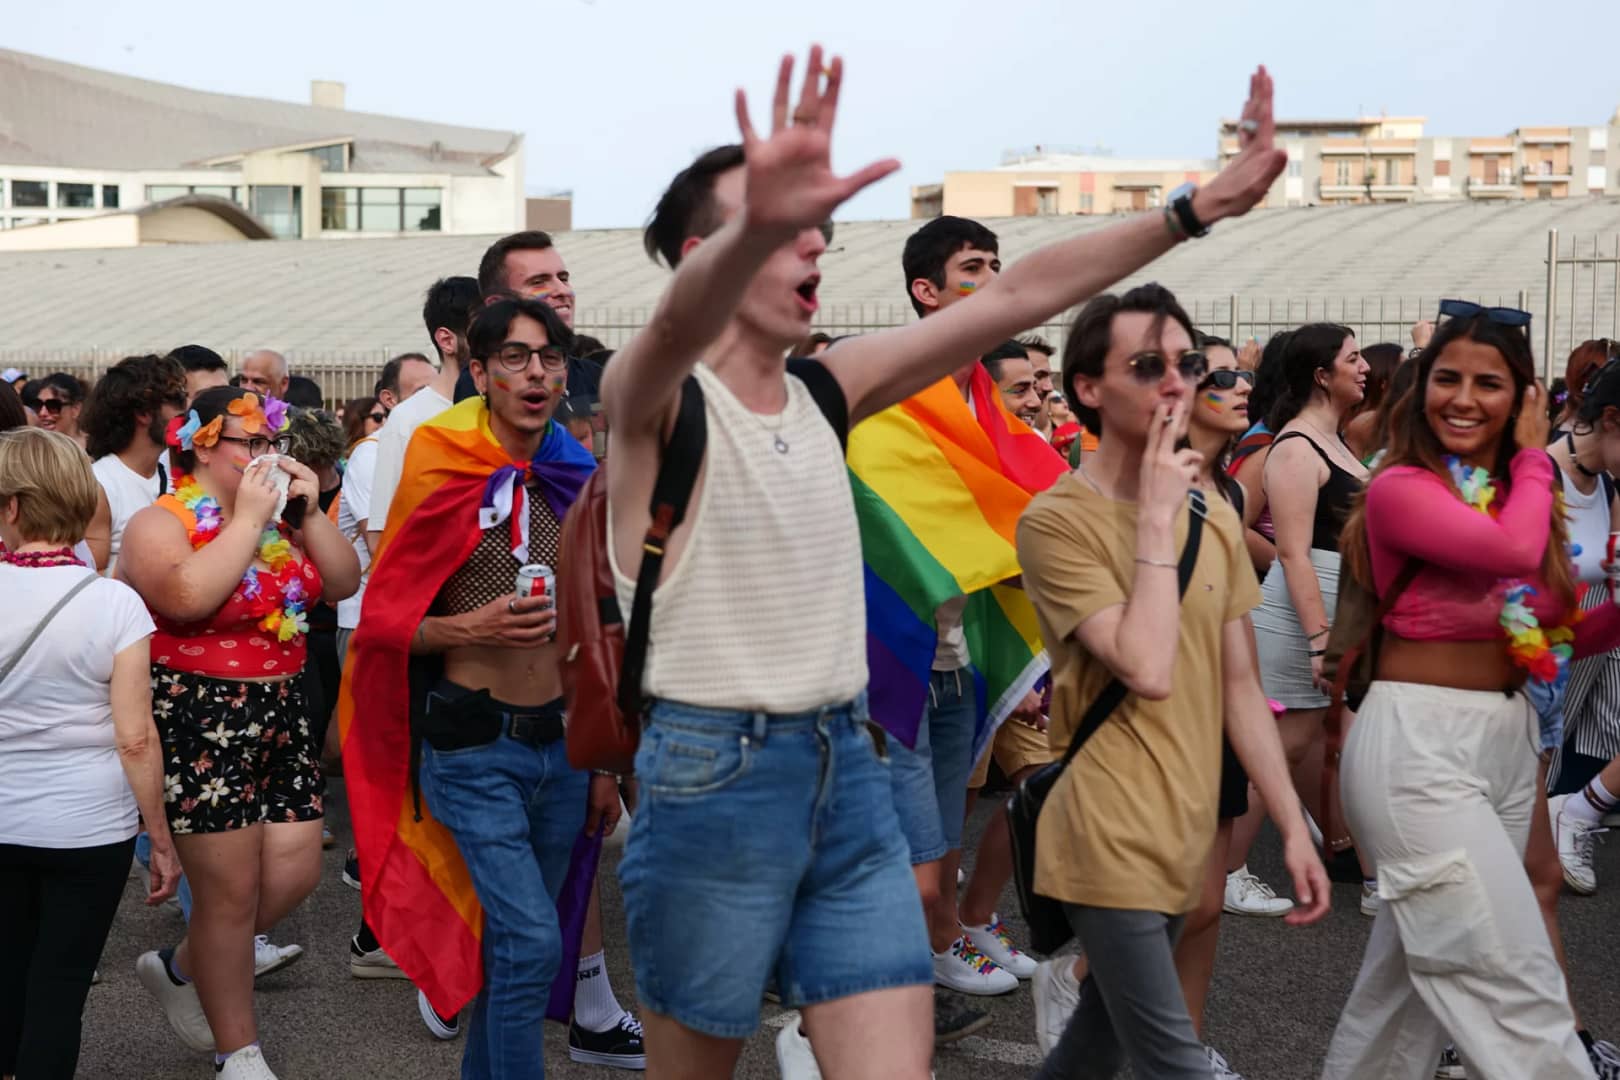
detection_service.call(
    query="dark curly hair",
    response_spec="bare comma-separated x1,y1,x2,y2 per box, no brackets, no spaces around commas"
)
82,354,185,459
284,407,346,473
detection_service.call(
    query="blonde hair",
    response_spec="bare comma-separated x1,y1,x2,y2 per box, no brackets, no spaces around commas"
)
0,428,99,545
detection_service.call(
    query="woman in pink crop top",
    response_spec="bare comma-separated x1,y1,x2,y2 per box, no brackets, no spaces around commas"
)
1323,310,1620,1078
116,387,359,1074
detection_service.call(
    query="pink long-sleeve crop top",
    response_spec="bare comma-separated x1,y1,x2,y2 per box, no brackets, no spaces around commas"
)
1366,448,1620,659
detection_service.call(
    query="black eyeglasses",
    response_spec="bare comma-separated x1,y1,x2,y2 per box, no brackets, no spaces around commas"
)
1198,368,1256,391
492,344,569,373
1438,299,1533,330
818,222,835,244
218,434,291,456
367,412,387,424
1127,349,1208,384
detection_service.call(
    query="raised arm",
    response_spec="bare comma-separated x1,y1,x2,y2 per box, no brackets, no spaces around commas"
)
824,67,1287,423
600,46,899,440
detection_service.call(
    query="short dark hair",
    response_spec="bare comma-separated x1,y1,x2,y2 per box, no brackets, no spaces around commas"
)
1016,335,1055,359
166,344,226,375
36,372,88,404
645,144,747,269
423,276,483,361
901,216,1000,317
1197,333,1233,352
981,340,1029,382
285,374,324,410
82,354,185,459
375,352,434,400
1060,283,1196,437
571,334,606,357
477,232,554,298
0,381,26,432
467,298,577,365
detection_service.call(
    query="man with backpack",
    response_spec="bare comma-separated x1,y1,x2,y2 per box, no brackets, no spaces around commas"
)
599,46,1291,1077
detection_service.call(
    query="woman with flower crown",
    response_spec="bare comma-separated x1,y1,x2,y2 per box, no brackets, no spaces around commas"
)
1323,310,1620,1080
116,386,359,1080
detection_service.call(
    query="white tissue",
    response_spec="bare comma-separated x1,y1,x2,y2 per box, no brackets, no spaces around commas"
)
249,453,292,521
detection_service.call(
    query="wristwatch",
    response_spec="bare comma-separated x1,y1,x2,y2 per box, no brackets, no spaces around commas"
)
1165,182,1210,240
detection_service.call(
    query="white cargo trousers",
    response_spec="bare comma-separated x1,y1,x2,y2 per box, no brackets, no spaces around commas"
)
1322,681,1594,1080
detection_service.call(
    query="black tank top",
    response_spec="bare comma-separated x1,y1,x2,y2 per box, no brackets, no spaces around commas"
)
1271,431,1361,552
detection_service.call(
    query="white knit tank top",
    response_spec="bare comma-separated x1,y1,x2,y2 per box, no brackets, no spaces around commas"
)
609,363,867,712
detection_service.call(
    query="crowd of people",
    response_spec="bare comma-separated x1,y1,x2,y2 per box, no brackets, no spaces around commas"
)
5,47,1620,1080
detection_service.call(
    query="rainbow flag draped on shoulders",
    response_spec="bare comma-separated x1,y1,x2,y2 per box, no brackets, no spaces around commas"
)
850,362,1067,759
337,397,596,1016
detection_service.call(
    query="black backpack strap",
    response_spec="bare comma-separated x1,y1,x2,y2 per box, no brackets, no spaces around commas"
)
1603,471,1616,508
1055,490,1207,769
786,356,850,451
617,376,708,717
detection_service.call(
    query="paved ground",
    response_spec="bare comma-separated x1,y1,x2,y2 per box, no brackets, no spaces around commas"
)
81,779,1620,1079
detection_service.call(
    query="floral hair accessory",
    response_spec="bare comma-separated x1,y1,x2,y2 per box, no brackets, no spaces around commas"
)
228,392,268,435
165,410,221,451
263,396,290,434
191,415,223,450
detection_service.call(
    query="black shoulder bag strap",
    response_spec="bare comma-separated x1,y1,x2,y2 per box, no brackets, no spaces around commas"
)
1054,489,1207,770
786,356,851,451
617,375,708,716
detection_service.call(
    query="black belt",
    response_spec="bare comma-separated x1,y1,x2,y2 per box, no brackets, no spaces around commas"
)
419,684,565,751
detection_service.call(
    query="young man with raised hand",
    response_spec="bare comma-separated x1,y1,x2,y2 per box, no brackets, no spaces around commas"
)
602,46,1288,1078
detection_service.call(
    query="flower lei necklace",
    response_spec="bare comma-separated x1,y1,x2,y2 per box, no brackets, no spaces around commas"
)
1447,456,1584,681
173,474,309,642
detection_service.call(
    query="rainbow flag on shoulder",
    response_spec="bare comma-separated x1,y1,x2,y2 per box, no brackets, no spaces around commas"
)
850,363,1066,758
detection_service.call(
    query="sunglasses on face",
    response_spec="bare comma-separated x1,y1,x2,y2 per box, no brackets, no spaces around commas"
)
1437,299,1533,330
1197,368,1256,391
36,398,67,414
1126,349,1208,385
818,222,834,245
492,344,569,373
368,411,387,424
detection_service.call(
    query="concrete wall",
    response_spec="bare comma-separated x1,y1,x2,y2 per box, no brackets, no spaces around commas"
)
526,197,573,232
0,214,139,251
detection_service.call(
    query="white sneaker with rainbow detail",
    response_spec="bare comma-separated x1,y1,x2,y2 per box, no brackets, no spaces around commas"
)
961,915,1037,979
933,935,1017,996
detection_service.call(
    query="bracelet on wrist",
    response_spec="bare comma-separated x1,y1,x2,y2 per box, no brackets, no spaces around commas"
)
1307,648,1327,658
1134,556,1177,569
591,769,622,780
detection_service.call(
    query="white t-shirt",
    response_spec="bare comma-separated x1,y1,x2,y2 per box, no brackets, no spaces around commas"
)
1562,467,1612,586
337,438,379,630
0,565,155,848
368,387,453,539
93,453,166,571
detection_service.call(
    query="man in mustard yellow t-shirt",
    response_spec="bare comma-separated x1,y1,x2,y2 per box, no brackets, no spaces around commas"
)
1017,283,1330,1079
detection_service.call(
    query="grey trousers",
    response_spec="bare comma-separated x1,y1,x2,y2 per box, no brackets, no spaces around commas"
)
1035,906,1212,1080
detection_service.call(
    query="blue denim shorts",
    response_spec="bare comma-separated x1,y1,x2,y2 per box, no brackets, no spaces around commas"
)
618,693,932,1039
889,668,977,864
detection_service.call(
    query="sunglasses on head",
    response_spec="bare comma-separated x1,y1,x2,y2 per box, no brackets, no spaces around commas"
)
1126,349,1208,384
1438,299,1533,330
1198,368,1255,391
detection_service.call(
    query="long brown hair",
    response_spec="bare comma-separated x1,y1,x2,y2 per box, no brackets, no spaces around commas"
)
1341,314,1574,607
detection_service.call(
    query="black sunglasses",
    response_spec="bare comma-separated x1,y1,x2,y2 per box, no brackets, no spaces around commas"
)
1127,349,1208,384
36,398,67,414
818,222,834,245
368,411,387,424
1438,299,1533,330
1198,368,1255,391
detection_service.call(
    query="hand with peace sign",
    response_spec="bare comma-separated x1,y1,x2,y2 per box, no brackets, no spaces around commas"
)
734,45,901,240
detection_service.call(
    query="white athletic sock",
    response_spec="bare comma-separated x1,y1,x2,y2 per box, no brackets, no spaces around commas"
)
573,951,626,1033
1567,777,1619,827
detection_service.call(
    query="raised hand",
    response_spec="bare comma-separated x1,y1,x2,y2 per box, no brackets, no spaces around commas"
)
734,45,900,238
1195,66,1287,225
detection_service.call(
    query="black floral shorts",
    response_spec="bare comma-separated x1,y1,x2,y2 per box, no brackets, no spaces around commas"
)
152,667,325,835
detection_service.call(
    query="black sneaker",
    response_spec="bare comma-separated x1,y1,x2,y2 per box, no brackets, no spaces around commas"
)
934,989,991,1045
342,849,361,891
569,1013,646,1070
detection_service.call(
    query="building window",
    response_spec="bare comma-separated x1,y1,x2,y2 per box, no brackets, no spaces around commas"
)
12,180,47,208
147,185,188,202
57,182,94,208
1078,192,1093,212
1287,160,1301,178
249,186,303,238
102,185,120,208
307,144,347,172
404,188,441,231
321,188,359,230
1434,160,1451,177
148,184,244,205
191,185,238,202
1383,159,1399,185
1335,160,1352,186
360,188,402,232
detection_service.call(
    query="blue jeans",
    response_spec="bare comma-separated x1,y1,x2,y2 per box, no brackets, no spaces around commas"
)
420,726,587,1080
889,667,977,864
133,831,192,922
619,692,932,1038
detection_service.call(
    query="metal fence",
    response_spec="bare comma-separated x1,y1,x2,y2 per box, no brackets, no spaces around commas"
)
1545,230,1620,375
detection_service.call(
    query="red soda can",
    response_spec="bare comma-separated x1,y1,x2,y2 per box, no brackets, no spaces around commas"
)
516,563,555,602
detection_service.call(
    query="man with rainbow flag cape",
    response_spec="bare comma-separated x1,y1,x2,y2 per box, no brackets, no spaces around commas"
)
337,297,634,1079
852,215,1067,1017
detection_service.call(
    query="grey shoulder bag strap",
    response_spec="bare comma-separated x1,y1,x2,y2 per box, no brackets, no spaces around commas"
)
0,573,96,685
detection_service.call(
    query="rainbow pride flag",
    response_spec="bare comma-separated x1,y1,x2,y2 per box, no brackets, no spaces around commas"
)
850,362,1067,757
337,398,596,1016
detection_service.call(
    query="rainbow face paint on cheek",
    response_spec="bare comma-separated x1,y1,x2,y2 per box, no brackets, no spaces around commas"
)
490,373,513,394
547,374,565,394
956,281,978,296
1202,392,1225,410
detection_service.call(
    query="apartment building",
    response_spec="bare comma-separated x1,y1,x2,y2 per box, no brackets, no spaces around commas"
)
911,147,1217,219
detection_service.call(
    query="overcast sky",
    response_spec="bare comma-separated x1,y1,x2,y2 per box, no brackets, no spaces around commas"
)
13,0,1620,230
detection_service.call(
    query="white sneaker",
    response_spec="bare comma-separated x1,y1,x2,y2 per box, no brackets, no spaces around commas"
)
134,950,215,1052
349,934,407,979
418,989,461,1041
1360,881,1380,916
1206,1044,1247,1079
775,1015,823,1079
932,936,1017,996
252,935,302,978
1032,956,1081,1055
1551,793,1604,895
1434,1043,1466,1078
961,915,1037,979
1223,866,1295,917
216,1044,279,1079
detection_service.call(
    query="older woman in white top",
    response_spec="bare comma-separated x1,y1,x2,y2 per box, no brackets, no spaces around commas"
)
0,428,179,1080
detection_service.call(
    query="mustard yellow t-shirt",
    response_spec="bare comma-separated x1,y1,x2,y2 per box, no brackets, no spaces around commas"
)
1016,474,1260,913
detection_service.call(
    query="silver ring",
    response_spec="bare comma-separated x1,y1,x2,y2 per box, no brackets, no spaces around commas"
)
1239,119,1260,134
508,598,516,613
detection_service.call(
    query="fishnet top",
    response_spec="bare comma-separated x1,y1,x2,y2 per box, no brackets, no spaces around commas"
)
435,484,561,616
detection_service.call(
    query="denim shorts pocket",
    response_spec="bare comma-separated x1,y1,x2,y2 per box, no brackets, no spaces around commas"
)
1381,850,1505,975
642,725,752,797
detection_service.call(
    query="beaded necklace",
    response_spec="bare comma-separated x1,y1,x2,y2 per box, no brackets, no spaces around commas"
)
0,546,85,568
173,474,309,642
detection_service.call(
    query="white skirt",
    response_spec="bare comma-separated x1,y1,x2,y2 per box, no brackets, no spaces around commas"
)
1252,547,1341,710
